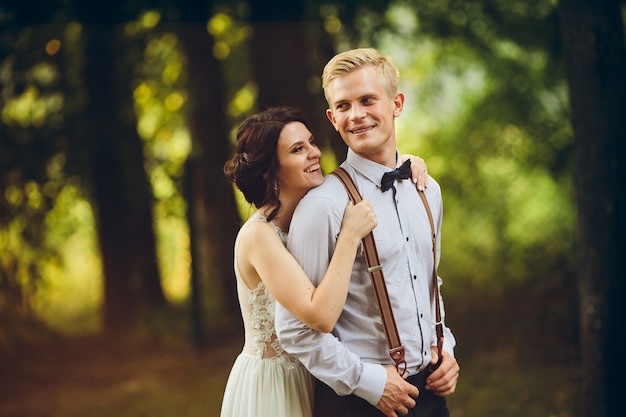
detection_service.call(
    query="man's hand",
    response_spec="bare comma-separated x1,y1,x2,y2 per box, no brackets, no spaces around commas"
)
426,348,460,396
375,365,419,417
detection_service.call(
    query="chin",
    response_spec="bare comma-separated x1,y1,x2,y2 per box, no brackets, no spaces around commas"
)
311,175,324,186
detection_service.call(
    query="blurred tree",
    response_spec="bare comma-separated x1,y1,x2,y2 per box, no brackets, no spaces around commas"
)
558,0,626,416
0,1,87,332
73,1,165,332
244,0,343,161
249,0,310,110
164,0,244,345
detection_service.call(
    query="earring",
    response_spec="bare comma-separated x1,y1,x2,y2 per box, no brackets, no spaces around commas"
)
273,181,279,191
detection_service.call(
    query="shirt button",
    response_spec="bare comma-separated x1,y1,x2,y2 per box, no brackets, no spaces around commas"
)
406,237,409,242
413,275,417,280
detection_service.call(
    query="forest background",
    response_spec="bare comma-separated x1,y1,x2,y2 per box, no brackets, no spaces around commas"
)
1,0,624,416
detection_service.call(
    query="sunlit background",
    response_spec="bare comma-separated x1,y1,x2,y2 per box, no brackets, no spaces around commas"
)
1,1,601,415
1,5,575,337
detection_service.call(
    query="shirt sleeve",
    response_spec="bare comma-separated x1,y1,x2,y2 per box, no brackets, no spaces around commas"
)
431,183,456,356
274,185,387,405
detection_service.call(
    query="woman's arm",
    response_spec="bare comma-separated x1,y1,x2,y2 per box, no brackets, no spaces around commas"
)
244,200,376,332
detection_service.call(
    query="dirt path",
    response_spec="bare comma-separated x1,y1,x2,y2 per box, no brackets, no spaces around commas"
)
0,285,581,417
0,334,241,417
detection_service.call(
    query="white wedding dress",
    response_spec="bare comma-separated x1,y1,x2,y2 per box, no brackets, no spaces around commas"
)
220,214,314,417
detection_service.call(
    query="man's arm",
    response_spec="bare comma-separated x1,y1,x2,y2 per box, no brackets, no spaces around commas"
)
432,185,457,356
275,186,388,404
425,183,459,396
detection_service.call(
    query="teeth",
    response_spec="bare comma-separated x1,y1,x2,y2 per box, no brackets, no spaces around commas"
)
352,126,372,134
305,164,320,173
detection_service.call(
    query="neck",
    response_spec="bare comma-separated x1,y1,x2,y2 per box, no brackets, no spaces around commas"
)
259,193,300,233
353,147,398,169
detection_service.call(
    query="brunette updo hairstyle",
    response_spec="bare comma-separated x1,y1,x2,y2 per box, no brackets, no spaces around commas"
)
224,107,311,221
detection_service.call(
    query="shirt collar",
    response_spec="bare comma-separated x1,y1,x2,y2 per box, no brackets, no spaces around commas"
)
345,148,401,189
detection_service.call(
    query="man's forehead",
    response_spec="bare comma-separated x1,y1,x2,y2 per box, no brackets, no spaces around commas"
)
327,69,383,101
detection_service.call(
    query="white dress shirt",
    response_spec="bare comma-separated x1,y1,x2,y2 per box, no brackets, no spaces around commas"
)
275,149,456,406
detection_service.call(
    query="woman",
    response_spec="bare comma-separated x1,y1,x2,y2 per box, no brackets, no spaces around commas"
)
220,107,428,417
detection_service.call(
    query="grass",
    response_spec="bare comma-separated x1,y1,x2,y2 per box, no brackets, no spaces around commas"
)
0,282,581,417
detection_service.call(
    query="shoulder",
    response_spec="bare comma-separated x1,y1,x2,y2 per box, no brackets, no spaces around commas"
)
297,173,350,211
422,176,443,214
290,173,350,236
238,217,283,249
309,172,349,196
424,176,442,199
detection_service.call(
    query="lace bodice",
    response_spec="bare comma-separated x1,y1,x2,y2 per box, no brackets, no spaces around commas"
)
234,213,300,368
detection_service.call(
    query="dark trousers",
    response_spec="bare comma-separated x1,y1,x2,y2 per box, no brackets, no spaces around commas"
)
313,372,449,417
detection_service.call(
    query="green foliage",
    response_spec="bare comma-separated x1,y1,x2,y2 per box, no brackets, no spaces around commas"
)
31,183,102,335
378,1,575,292
1,0,577,336
207,6,255,123
133,12,194,302
0,16,74,322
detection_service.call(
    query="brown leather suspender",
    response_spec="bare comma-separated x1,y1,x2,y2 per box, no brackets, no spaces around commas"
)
416,185,444,369
331,167,444,374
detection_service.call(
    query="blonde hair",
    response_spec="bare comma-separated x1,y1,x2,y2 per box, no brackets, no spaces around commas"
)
322,48,399,103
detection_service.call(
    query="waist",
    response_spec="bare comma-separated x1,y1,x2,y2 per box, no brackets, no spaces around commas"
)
330,329,433,374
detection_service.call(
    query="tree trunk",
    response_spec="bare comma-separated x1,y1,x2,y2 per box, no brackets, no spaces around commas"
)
249,1,310,111
249,0,346,166
558,1,626,415
81,21,165,333
176,13,243,341
310,35,348,164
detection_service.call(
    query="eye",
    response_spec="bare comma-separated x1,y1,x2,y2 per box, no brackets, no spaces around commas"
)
310,137,319,148
362,96,375,105
336,103,348,111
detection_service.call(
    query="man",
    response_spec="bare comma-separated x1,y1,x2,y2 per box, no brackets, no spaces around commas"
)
275,48,460,417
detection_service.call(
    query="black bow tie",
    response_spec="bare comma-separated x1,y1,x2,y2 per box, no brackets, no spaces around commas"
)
380,159,411,192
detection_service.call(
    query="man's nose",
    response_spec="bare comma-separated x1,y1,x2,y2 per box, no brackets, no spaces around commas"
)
349,104,366,120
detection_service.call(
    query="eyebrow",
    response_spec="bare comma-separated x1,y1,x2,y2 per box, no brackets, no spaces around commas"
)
288,134,315,150
333,93,378,106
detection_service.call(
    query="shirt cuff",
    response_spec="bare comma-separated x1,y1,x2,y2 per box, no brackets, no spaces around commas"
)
353,362,387,405
443,340,455,358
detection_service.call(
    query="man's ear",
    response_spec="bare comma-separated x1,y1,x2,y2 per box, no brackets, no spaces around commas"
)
393,92,405,117
326,108,339,131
